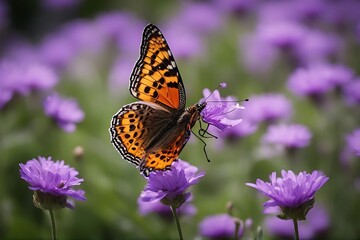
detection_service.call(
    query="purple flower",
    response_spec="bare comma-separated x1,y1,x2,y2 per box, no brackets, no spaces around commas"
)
257,1,324,24
262,124,312,149
39,19,108,69
295,30,343,65
200,88,244,131
108,55,137,92
0,60,58,108
345,129,360,157
287,64,354,98
94,11,144,55
170,2,223,34
139,160,205,207
213,0,254,16
265,205,330,239
242,93,292,125
137,195,196,218
39,34,77,70
256,21,307,50
19,156,86,209
199,214,244,239
44,93,84,132
161,23,203,59
322,1,360,29
343,78,360,105
240,34,278,74
247,170,329,220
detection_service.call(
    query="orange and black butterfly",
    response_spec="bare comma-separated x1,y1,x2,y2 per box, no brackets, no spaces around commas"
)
110,24,207,176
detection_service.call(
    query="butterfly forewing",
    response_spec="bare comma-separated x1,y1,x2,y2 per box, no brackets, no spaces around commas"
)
130,24,186,110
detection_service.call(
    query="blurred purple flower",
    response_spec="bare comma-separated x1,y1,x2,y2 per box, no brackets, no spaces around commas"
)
346,129,360,157
40,19,108,70
262,124,312,149
265,205,330,239
94,11,144,55
240,34,278,74
0,60,58,108
42,0,81,9
60,20,107,54
199,213,244,239
137,195,196,217
242,93,292,125
44,93,84,132
200,88,243,131
343,78,360,105
247,170,328,219
287,64,354,98
39,34,77,70
295,30,343,65
322,1,360,29
108,55,136,92
139,160,205,207
3,39,41,64
256,21,307,51
172,2,223,34
161,23,203,59
19,156,86,209
213,0,254,16
257,1,325,24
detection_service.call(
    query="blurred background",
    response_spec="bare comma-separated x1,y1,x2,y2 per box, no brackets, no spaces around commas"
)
1,0,360,239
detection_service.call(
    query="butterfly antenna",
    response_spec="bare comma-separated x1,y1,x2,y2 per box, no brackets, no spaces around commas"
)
203,82,228,103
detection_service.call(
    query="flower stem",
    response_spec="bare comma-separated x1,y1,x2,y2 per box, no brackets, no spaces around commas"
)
170,205,183,240
49,209,57,240
292,218,299,240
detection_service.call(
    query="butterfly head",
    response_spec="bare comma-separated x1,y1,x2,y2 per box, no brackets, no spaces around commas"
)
195,102,207,113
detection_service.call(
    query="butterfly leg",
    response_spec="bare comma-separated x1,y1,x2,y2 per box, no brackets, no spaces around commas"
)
199,121,218,139
191,129,211,162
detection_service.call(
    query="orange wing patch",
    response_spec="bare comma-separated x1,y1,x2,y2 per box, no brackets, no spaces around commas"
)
140,129,190,172
130,24,186,111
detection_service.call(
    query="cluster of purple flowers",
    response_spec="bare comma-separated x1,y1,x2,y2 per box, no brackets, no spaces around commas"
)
3,0,358,238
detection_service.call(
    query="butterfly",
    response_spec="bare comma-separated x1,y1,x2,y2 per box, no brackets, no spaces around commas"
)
110,23,208,176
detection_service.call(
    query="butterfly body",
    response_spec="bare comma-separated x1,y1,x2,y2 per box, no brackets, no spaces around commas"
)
110,24,206,176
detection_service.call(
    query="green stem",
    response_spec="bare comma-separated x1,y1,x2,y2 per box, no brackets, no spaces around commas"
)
292,218,299,240
234,219,240,240
49,209,57,240
170,205,183,240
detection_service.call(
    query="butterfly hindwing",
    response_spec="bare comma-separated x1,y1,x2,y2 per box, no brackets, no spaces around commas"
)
130,24,186,111
110,102,191,175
